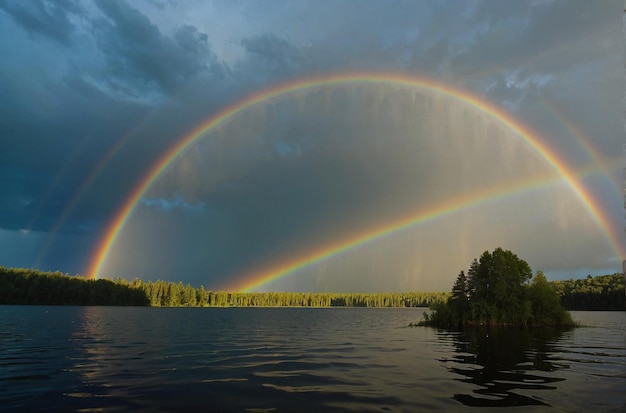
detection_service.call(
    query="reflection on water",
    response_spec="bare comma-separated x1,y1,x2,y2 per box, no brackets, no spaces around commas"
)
1,307,624,412
440,327,571,407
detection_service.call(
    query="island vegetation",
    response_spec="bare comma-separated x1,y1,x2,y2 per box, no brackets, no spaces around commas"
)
0,263,623,309
418,248,577,328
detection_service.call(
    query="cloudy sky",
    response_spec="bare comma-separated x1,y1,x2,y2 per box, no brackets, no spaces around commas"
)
0,0,623,292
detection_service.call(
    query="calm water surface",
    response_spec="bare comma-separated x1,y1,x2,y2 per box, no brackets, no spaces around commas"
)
1,306,624,412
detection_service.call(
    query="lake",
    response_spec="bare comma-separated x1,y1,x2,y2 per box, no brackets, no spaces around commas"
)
1,306,624,412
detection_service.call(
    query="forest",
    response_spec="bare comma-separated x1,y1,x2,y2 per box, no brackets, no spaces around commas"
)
551,273,624,310
0,267,447,307
0,266,149,306
419,248,577,328
0,265,623,309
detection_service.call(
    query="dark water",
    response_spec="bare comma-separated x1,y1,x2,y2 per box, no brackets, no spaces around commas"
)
1,307,624,412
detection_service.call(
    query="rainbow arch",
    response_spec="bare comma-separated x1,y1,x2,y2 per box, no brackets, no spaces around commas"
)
541,95,623,195
226,164,608,292
86,72,624,283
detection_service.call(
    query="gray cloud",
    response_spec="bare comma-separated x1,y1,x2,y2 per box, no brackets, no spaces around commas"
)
0,0,621,289
0,0,82,45
239,34,305,80
93,0,225,97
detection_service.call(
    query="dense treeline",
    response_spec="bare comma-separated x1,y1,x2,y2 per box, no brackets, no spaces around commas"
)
420,248,575,328
2,266,623,310
0,267,149,306
136,278,449,307
0,267,448,307
550,273,624,311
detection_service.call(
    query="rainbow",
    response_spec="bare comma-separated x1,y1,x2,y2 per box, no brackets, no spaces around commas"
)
542,96,622,193
86,72,624,283
34,115,154,269
225,164,609,292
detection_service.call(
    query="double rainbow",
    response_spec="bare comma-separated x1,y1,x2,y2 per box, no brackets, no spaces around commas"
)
86,72,624,289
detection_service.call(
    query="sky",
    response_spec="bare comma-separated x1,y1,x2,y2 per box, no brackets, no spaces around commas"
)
0,0,624,292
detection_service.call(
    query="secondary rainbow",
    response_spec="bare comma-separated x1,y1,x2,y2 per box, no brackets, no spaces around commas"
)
542,96,623,193
86,72,624,281
34,112,156,270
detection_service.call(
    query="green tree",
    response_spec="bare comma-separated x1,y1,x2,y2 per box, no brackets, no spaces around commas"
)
419,248,574,328
528,271,573,326
448,271,470,324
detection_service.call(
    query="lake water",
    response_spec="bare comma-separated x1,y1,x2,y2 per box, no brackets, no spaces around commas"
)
1,306,624,412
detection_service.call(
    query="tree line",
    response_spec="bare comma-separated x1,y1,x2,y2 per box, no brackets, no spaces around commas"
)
136,278,449,307
551,273,624,311
0,267,149,306
0,265,623,309
0,267,448,307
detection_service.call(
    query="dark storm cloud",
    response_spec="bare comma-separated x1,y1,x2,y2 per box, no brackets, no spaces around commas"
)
0,0,621,287
93,0,225,96
0,0,82,45
239,34,305,79
0,75,151,233
0,0,230,235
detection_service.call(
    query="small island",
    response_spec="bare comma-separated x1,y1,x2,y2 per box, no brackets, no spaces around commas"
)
418,247,575,328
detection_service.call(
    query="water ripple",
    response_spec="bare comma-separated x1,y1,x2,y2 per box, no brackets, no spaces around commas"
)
1,307,624,412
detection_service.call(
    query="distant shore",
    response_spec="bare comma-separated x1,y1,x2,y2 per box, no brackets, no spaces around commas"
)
0,266,623,310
